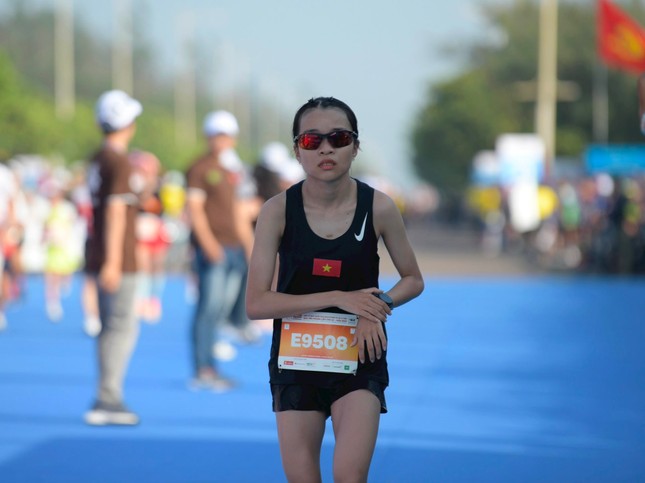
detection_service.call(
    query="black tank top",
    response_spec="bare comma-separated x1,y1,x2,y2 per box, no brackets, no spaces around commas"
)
268,178,389,387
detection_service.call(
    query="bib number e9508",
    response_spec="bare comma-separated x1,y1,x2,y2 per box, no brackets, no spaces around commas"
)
290,333,349,351
278,311,358,374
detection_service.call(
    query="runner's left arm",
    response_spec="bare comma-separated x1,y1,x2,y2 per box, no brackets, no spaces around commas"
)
373,190,424,308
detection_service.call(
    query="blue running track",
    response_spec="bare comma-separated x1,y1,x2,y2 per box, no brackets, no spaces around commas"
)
0,274,644,482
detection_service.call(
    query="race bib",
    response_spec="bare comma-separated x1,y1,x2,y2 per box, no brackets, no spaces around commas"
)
278,311,358,374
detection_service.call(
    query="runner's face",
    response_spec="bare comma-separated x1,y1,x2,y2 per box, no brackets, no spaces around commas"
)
294,107,358,179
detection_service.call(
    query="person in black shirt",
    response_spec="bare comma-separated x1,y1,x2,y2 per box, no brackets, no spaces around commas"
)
246,97,424,483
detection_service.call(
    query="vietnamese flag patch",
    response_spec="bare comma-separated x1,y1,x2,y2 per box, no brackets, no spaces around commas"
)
312,258,342,278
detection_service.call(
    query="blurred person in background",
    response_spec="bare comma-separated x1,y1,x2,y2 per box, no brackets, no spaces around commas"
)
608,178,642,273
158,170,188,265
83,90,143,426
42,175,81,322
253,143,284,204
69,164,101,336
251,142,305,333
0,161,23,331
556,181,583,269
215,142,263,360
465,184,506,258
130,150,170,323
253,142,304,204
184,110,253,390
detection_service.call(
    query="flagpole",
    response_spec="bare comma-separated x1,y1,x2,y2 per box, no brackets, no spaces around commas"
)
535,0,558,178
55,0,75,120
112,0,133,94
592,61,609,144
174,10,197,147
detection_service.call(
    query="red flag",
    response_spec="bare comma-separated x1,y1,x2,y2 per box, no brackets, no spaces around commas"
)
597,0,645,73
312,258,342,278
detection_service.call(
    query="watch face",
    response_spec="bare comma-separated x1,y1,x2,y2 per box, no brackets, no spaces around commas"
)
376,292,394,308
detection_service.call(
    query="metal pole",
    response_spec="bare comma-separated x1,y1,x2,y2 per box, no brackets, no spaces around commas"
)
55,0,75,120
112,0,133,93
535,0,558,176
174,10,196,146
592,61,609,143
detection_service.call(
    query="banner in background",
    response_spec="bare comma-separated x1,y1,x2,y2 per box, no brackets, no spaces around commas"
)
585,144,645,174
496,134,545,233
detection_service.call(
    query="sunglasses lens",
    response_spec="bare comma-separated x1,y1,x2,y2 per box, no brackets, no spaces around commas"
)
299,133,322,150
296,131,355,150
329,131,354,148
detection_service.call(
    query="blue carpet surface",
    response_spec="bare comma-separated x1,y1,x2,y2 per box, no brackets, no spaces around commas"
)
0,274,643,482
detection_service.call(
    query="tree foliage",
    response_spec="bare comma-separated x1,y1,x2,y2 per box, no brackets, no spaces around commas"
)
411,0,645,194
0,0,300,171
0,1,235,168
0,47,126,164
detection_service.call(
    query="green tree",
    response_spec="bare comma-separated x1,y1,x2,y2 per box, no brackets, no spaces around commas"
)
0,1,293,169
411,69,519,192
0,0,163,103
0,1,189,165
411,0,645,194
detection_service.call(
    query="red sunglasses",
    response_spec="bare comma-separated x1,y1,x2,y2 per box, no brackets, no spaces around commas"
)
293,130,357,150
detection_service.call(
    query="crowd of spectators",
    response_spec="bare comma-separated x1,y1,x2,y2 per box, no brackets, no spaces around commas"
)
466,172,645,274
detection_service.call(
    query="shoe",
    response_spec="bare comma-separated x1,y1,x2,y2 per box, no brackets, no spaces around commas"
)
185,280,198,304
84,316,101,337
84,401,140,426
46,301,63,322
189,369,236,393
212,340,238,361
238,322,263,344
143,298,161,324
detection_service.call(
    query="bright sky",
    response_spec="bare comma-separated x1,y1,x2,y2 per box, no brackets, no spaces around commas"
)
11,0,501,188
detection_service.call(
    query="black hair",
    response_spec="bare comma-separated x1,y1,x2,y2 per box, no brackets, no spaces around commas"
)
99,121,118,135
291,97,359,142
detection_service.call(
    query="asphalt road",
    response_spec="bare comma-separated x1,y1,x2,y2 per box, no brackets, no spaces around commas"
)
379,218,540,277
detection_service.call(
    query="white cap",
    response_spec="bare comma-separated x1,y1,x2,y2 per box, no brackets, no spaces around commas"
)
278,159,305,184
260,142,291,173
203,110,239,137
259,142,304,183
95,90,142,131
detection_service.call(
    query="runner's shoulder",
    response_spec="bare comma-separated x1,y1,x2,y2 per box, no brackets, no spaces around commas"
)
372,189,398,217
257,191,287,227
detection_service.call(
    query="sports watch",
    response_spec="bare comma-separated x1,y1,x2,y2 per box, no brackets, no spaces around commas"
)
375,292,394,310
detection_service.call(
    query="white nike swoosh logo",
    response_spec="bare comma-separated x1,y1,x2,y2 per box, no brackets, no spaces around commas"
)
354,213,368,241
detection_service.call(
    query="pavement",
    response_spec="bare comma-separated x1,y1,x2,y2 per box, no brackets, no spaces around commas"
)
380,219,540,277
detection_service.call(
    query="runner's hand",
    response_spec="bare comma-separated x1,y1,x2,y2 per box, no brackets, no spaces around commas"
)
335,288,391,363
336,288,391,325
205,244,225,263
352,316,387,364
99,263,121,293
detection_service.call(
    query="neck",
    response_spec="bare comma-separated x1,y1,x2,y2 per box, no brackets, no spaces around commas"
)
302,176,355,208
104,131,130,153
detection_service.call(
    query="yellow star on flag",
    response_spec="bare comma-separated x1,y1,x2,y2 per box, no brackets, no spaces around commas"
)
312,258,341,278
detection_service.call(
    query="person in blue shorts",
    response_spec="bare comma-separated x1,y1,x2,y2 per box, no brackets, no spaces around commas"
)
246,97,424,483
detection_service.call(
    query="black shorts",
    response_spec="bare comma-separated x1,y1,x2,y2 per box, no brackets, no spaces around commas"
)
271,378,387,418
